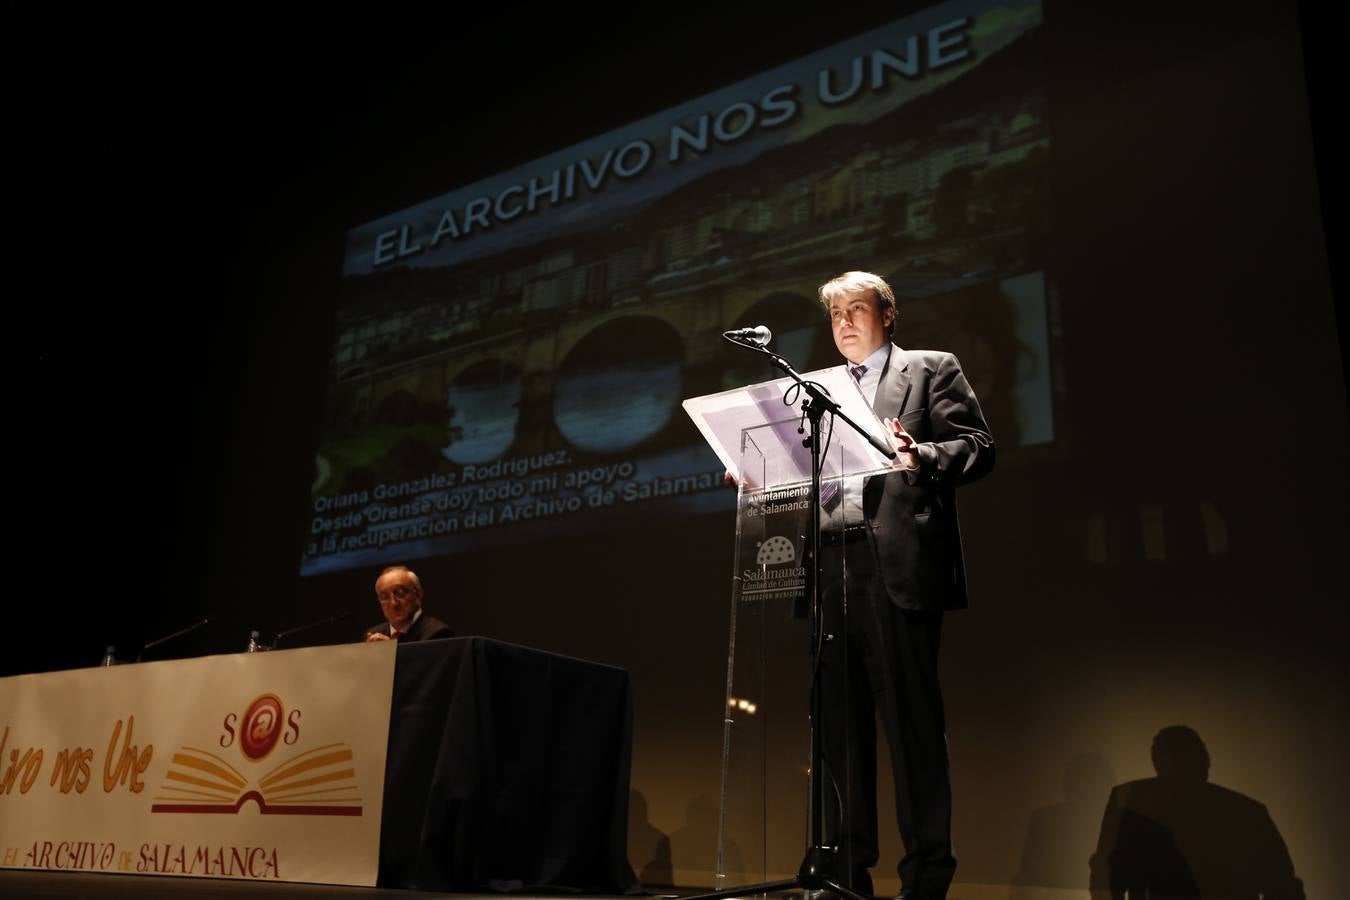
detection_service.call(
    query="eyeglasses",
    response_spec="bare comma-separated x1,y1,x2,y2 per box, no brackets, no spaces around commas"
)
377,585,415,603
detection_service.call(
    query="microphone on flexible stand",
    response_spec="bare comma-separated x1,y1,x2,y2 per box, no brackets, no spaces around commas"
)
136,616,214,662
722,325,773,347
271,611,355,650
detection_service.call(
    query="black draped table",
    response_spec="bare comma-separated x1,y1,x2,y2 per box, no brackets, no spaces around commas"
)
379,637,640,894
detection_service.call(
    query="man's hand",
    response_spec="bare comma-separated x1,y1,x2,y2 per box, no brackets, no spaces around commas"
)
723,469,739,489
882,417,920,470
365,631,391,642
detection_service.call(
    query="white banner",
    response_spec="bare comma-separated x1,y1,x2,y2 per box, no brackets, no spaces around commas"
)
0,640,397,886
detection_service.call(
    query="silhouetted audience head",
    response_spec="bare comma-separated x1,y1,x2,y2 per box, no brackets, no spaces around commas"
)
1093,726,1305,900
1150,725,1211,781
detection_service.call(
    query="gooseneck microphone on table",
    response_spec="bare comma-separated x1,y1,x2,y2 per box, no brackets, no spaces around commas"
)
136,615,214,662
271,611,354,650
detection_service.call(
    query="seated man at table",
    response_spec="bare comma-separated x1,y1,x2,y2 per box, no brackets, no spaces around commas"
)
365,565,456,642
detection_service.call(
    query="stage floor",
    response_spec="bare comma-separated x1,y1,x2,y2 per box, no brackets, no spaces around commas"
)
0,877,1086,900
0,870,661,900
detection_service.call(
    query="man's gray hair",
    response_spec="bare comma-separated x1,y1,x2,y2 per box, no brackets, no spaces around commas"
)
376,565,422,594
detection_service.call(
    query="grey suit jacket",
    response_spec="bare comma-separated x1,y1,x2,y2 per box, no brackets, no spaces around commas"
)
862,345,995,611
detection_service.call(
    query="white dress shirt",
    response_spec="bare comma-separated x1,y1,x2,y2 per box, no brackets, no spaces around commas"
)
837,343,892,526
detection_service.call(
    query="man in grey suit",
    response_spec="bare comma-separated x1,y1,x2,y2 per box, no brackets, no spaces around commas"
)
816,271,994,900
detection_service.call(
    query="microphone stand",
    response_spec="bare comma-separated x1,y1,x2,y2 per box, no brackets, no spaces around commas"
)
136,616,214,663
270,611,354,650
683,336,894,900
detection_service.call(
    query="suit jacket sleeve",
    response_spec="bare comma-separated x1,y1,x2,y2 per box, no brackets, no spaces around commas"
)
906,352,995,487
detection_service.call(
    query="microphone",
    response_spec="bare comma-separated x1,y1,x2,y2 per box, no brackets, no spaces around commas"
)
137,616,214,662
722,325,773,346
271,611,355,650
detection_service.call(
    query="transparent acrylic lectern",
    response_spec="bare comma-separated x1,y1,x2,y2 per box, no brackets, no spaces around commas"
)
683,368,898,893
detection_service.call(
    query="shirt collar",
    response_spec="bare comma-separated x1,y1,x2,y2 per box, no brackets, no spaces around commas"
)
394,608,423,634
851,343,892,374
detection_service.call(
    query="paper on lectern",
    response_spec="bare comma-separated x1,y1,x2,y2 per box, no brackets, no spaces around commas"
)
682,365,897,488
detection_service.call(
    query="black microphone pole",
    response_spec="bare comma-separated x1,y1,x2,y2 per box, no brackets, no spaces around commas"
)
271,611,355,650
136,616,214,663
